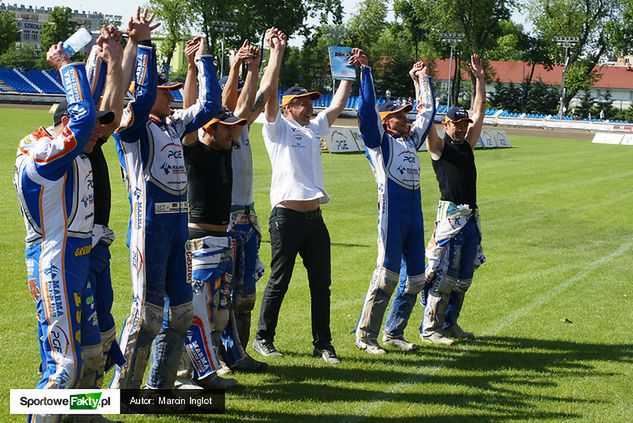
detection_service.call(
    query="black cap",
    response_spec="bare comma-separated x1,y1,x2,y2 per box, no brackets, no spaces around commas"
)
378,101,413,120
444,106,473,123
53,99,115,126
157,74,183,90
203,107,248,129
281,86,321,107
219,76,244,92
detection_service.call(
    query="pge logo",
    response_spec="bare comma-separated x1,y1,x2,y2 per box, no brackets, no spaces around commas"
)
402,156,416,163
50,326,70,356
167,149,183,159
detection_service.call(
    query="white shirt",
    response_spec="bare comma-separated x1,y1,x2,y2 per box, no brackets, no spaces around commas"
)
263,109,331,209
231,126,254,207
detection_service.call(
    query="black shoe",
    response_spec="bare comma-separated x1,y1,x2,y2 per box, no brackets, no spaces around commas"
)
195,374,238,390
313,344,341,365
231,353,269,373
252,338,282,357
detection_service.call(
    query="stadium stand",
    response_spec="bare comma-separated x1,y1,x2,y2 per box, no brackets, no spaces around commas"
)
0,68,40,93
24,70,64,94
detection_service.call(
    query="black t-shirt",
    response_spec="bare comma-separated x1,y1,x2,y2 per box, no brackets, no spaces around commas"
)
87,142,111,226
431,133,477,208
184,140,232,225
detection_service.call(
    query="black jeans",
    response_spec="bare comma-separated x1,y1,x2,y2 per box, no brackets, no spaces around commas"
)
256,207,332,348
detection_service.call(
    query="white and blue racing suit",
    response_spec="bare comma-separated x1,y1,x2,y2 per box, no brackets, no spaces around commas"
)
355,66,435,343
14,63,96,398
225,126,265,354
110,44,221,389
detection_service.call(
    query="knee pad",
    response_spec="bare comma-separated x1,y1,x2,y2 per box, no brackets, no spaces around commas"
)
214,307,230,333
77,344,102,388
403,274,425,295
435,275,457,295
168,302,193,333
375,267,399,295
142,303,164,335
455,277,473,293
234,293,256,315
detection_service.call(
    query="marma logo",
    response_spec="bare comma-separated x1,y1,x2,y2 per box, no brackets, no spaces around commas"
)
70,392,106,410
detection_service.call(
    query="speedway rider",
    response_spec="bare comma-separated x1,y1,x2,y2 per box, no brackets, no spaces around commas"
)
354,54,436,354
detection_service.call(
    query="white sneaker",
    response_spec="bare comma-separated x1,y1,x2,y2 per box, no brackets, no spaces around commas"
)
355,338,387,355
383,337,418,351
421,332,455,346
445,324,475,340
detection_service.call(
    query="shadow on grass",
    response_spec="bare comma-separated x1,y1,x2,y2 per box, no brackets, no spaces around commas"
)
199,336,630,421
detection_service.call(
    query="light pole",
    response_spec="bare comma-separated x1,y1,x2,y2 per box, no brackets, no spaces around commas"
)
441,33,464,109
211,20,238,77
555,37,579,119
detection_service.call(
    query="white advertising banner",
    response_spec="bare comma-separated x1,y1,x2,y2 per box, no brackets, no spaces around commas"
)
592,133,623,145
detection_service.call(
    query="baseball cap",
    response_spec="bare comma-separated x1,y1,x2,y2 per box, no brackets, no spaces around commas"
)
444,106,473,123
219,76,244,92
53,99,115,127
157,74,183,90
280,86,321,107
378,101,413,121
203,107,248,129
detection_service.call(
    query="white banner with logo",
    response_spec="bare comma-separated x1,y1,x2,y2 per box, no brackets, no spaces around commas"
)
10,389,120,415
592,133,624,145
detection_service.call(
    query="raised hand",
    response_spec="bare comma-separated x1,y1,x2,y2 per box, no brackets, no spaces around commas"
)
233,40,253,64
348,48,368,67
101,32,123,65
47,42,70,70
126,7,160,43
264,28,276,49
269,28,286,50
469,53,484,79
184,36,203,65
409,61,428,80
246,45,261,71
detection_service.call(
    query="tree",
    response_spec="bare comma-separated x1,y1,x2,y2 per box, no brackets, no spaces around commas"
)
525,79,559,115
370,24,416,98
595,90,616,119
39,7,76,68
347,0,388,52
188,0,342,62
0,10,20,56
575,91,596,119
0,43,37,70
149,0,192,76
393,0,430,59
403,0,512,108
528,0,633,112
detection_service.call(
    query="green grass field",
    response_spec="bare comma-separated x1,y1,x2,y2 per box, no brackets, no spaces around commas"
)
1,106,633,422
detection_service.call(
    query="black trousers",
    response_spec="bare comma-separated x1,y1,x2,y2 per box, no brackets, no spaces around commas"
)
256,207,332,348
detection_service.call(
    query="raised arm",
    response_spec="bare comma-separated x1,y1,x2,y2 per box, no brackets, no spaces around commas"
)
173,38,222,137
466,53,486,149
183,37,202,109
181,37,202,145
29,43,96,179
263,28,286,123
351,49,383,149
324,80,352,127
234,44,261,121
410,61,437,150
223,40,251,111
116,8,160,139
96,26,126,138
